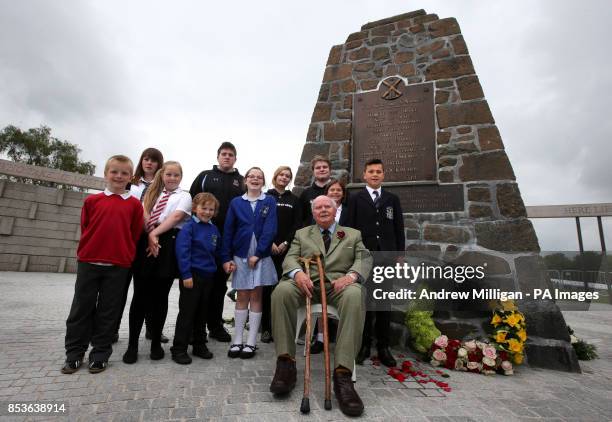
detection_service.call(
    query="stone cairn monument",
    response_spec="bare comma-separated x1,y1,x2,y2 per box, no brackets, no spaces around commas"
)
293,10,580,371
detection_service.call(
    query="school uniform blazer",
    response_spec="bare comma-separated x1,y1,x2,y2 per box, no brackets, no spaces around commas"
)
337,203,349,226
221,194,277,263
346,188,405,252
281,224,372,284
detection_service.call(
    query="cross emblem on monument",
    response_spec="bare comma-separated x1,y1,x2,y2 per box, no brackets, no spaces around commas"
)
381,77,403,100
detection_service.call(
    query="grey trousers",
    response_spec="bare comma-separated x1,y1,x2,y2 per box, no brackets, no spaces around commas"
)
271,280,365,370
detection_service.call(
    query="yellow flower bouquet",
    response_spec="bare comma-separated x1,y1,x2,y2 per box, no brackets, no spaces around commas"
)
490,300,527,370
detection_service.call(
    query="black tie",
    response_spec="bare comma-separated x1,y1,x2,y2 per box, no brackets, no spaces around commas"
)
373,190,380,207
140,180,152,203
322,229,331,253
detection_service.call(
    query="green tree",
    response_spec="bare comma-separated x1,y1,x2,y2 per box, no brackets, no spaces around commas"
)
0,125,95,190
544,252,575,271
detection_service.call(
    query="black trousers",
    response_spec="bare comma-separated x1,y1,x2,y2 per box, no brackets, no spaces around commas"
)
115,270,154,334
128,272,174,348
362,311,391,348
115,270,132,333
172,273,214,353
362,251,394,348
206,267,229,332
65,262,129,361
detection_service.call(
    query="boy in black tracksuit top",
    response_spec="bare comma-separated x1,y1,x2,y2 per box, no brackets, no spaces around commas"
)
298,155,332,226
347,158,405,368
189,142,245,342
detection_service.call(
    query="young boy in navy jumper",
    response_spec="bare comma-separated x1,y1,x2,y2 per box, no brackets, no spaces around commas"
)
171,193,221,364
62,155,144,374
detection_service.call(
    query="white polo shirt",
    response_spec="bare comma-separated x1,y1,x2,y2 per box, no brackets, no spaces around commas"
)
151,188,192,229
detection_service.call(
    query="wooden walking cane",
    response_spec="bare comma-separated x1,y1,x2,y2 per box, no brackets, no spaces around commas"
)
298,257,313,414
315,252,332,410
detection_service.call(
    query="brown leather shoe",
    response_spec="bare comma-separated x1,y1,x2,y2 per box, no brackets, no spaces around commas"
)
269,357,296,394
333,368,364,417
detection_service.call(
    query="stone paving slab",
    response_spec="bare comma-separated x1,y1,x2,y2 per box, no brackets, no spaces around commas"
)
0,272,611,421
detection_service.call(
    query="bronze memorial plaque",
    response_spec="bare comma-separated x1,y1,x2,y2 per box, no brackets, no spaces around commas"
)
383,184,464,213
346,184,464,213
353,78,436,183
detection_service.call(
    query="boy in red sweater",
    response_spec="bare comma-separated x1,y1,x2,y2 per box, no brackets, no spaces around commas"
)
62,155,144,374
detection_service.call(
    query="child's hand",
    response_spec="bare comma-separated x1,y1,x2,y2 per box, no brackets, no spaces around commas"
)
183,278,193,289
271,243,279,255
147,232,160,257
223,261,236,274
248,256,259,269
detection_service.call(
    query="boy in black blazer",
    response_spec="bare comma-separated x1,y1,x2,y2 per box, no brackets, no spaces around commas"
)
347,159,405,367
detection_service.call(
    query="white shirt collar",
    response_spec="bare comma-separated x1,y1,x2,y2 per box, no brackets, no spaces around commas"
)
104,189,131,200
365,185,381,198
241,192,266,201
192,215,212,224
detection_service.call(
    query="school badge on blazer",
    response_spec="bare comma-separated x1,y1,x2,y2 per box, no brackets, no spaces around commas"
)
386,206,394,220
261,205,270,217
211,234,218,247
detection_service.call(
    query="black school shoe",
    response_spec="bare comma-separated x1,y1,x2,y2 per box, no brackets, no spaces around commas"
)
210,327,231,342
172,352,192,365
88,361,107,374
122,347,138,364
192,345,213,359
150,343,165,360
240,344,257,359
310,340,324,355
227,344,243,358
261,330,273,343
61,359,82,374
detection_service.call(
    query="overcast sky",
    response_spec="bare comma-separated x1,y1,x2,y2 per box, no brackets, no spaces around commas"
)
1,0,610,251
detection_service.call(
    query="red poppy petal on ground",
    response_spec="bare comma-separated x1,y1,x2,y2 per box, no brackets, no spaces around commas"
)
442,387,452,392
417,380,428,384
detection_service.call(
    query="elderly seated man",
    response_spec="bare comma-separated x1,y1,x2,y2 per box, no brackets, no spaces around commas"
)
270,195,372,417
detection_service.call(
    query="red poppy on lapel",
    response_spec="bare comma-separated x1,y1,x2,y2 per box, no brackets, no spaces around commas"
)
336,230,345,240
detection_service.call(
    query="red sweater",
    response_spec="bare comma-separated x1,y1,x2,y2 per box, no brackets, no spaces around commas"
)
77,192,144,268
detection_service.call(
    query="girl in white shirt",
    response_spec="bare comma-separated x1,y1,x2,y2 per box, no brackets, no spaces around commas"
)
129,147,164,201
123,161,192,364
115,148,164,343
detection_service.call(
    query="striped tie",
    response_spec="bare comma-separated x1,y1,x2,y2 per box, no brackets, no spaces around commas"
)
146,190,171,232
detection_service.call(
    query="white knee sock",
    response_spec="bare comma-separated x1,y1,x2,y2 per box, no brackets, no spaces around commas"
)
246,311,262,347
232,309,248,347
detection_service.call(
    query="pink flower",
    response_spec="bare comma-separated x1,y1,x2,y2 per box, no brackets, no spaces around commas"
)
467,361,481,371
501,361,513,371
457,347,468,358
483,346,497,359
434,335,449,348
432,349,447,362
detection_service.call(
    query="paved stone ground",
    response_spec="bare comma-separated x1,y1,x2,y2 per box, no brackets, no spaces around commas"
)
0,272,611,421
